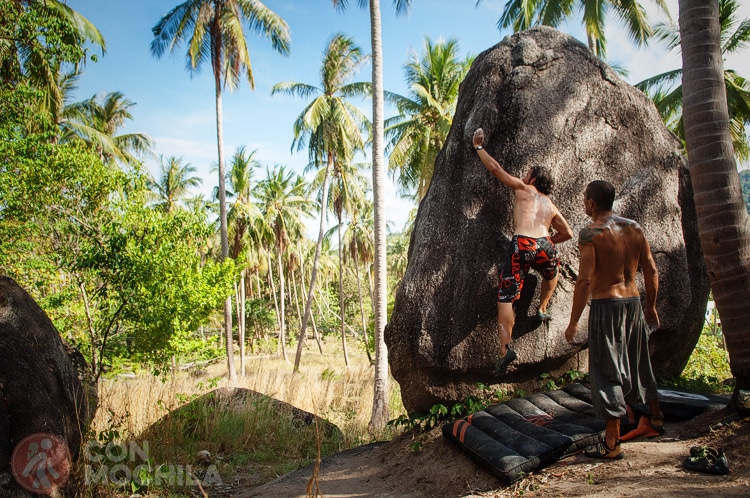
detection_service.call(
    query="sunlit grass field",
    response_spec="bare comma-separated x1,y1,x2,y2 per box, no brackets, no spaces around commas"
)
81,339,405,496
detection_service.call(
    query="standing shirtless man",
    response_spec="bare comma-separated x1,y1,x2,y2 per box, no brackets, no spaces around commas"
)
473,128,573,375
565,180,664,460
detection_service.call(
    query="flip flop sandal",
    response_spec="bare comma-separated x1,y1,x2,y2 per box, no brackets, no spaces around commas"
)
684,447,730,475
689,446,720,459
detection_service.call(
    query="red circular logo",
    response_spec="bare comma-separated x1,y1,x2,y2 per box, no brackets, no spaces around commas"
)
11,433,71,494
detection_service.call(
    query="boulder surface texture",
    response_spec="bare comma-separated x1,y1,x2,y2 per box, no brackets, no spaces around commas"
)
0,276,96,495
385,27,709,415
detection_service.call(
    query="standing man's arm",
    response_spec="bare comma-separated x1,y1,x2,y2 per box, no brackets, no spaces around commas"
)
639,232,660,331
565,230,596,344
473,128,526,190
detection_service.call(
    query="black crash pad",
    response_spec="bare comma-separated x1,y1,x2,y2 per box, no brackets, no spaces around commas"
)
442,382,729,484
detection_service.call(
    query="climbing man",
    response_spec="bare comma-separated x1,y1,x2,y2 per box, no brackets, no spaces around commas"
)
473,128,573,375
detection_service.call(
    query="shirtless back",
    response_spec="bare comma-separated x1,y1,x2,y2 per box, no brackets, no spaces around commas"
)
579,215,655,300
472,128,571,244
513,183,565,240
568,180,660,335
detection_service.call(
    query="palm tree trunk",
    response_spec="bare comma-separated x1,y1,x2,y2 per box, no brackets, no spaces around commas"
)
213,54,236,383
277,247,288,362
679,0,750,411
240,271,246,376
267,251,282,344
294,155,334,371
338,213,350,367
292,268,303,335
368,0,390,433
299,246,325,355
354,243,374,363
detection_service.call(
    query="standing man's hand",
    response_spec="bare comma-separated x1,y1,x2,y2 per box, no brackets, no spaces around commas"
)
644,306,660,332
473,128,484,149
565,323,580,344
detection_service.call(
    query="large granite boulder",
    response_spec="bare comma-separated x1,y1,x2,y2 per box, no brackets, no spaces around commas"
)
385,27,709,415
0,276,97,495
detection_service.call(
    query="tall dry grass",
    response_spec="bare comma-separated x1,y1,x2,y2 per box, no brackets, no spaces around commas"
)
91,340,405,449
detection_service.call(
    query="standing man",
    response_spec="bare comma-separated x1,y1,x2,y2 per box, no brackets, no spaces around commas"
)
565,180,664,460
473,128,573,375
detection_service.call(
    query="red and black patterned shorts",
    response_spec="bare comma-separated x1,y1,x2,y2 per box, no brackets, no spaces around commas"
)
498,235,559,303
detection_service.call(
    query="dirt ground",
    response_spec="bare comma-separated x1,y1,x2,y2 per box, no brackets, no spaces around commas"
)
216,408,749,498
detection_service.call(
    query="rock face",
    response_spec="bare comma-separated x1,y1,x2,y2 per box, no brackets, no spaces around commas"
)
385,27,709,415
0,276,97,495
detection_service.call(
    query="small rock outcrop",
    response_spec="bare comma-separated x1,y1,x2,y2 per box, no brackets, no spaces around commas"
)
0,276,97,495
385,27,709,415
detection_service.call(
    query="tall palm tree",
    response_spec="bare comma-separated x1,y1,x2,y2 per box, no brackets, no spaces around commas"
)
148,155,202,213
343,196,375,363
271,32,370,371
226,146,262,375
679,0,750,414
1,0,105,123
331,0,412,433
385,36,473,201
387,231,409,289
63,91,153,165
317,159,371,366
226,146,262,260
253,165,313,362
478,0,668,58
151,0,290,382
637,0,750,162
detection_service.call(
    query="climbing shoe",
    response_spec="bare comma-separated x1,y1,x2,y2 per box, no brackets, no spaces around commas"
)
584,440,624,460
536,310,552,322
684,446,729,475
494,349,517,376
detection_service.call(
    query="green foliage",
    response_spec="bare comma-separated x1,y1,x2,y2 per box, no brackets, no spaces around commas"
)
0,1,86,83
669,320,733,393
387,383,509,434
0,81,234,377
740,169,750,215
538,369,588,391
79,196,236,364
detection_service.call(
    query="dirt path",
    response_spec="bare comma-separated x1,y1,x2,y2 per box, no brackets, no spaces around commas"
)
222,410,748,498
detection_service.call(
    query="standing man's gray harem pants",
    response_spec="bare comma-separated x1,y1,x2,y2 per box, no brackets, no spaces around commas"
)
588,297,659,420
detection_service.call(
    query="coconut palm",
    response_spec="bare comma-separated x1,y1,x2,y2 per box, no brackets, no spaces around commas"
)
679,0,750,414
387,231,409,289
478,0,668,58
271,32,370,371
385,36,473,201
331,0,412,434
226,146,262,260
317,159,371,366
343,196,375,362
253,165,313,362
148,155,202,213
1,0,105,123
226,146,262,374
151,0,290,381
637,0,750,162
63,91,153,165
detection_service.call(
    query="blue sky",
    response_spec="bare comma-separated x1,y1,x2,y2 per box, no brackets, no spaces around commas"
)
65,0,749,234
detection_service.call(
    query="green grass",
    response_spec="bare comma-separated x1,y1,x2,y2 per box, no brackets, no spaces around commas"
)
665,324,733,393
